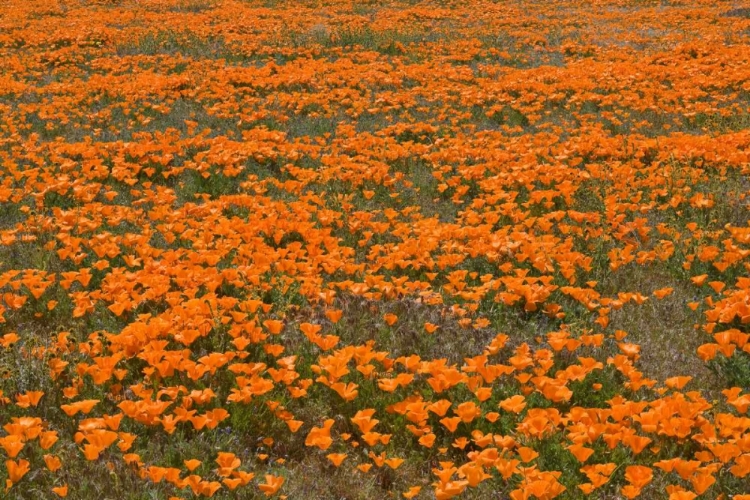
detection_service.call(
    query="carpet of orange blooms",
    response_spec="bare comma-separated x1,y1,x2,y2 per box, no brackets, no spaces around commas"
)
0,0,750,499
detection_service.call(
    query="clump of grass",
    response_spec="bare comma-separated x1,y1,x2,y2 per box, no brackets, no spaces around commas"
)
720,7,750,18
169,0,217,13
115,30,231,59
288,25,431,54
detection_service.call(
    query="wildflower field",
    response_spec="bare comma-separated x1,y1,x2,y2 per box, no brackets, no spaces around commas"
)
1,0,750,498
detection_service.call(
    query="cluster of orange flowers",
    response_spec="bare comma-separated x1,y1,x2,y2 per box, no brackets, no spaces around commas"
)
0,0,749,498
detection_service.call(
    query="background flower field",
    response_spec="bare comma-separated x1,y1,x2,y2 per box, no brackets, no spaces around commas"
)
0,0,749,498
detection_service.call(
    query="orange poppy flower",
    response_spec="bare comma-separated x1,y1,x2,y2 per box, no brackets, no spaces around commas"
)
424,322,439,334
326,453,347,467
44,455,62,472
305,419,334,450
258,474,284,497
52,484,68,498
5,459,30,485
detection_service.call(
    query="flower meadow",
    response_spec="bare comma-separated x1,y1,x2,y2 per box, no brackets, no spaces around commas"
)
1,0,750,498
